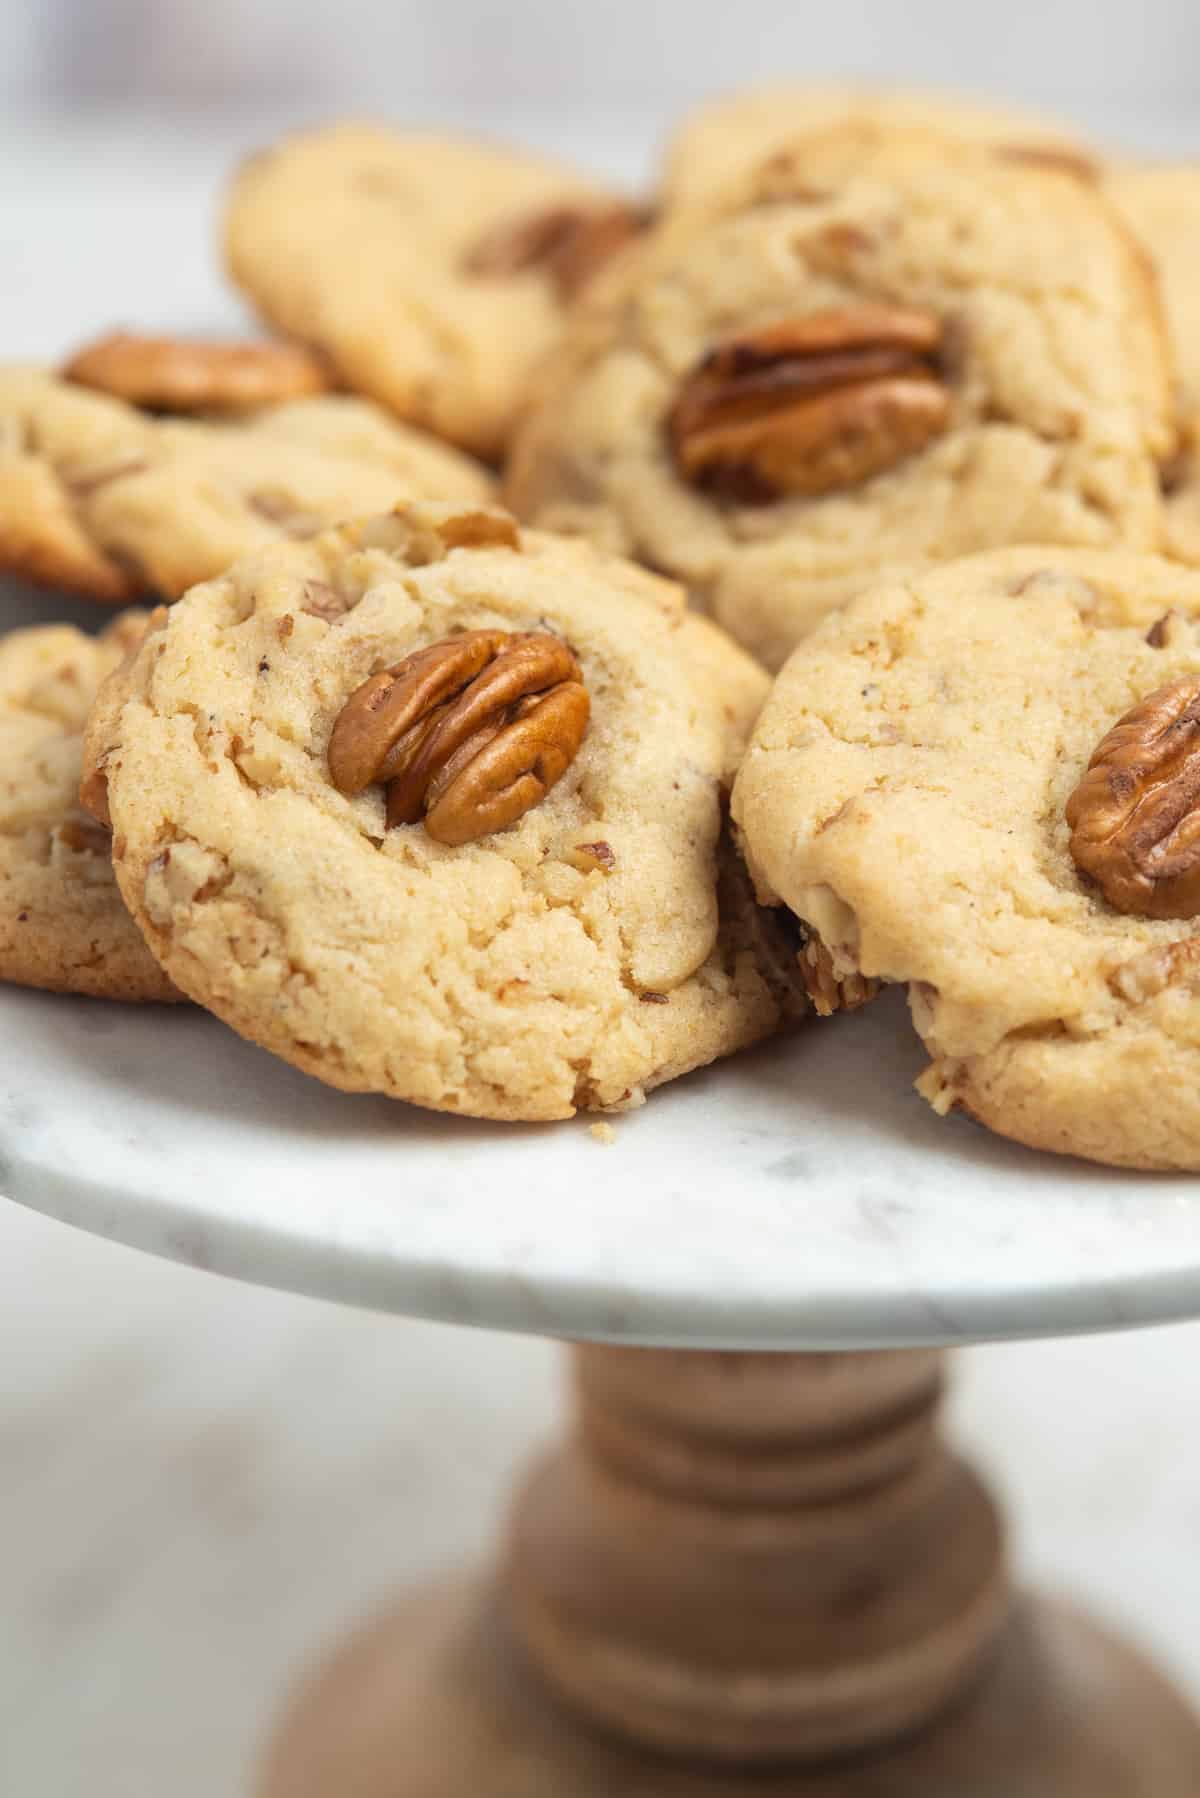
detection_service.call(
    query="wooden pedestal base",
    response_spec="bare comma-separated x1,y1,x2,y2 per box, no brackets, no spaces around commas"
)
260,1348,1200,1796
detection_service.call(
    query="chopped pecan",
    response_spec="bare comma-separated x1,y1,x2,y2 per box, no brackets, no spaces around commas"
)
719,845,876,1018
62,332,333,415
1110,936,1200,1003
668,305,951,503
1067,676,1200,918
1146,611,1184,648
463,202,648,300
301,581,347,621
568,839,616,873
57,814,112,855
798,934,878,1018
328,629,589,845
248,490,326,538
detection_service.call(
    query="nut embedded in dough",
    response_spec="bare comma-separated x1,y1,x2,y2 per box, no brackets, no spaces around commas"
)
1066,675,1200,918
463,201,649,301
328,629,589,845
668,306,950,502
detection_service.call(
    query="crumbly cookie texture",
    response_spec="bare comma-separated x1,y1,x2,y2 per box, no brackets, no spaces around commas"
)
0,366,494,604
732,545,1200,1170
1109,164,1200,411
87,501,809,1121
663,84,1095,216
0,612,177,1002
224,123,631,459
507,126,1173,671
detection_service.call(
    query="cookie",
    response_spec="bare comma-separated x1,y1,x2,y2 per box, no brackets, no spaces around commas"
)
1109,165,1200,411
0,366,495,603
223,124,644,459
733,545,1200,1170
84,499,821,1121
663,84,1096,216
507,126,1173,670
0,611,177,1002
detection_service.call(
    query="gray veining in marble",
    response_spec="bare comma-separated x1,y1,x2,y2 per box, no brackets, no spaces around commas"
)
2,976,1199,1348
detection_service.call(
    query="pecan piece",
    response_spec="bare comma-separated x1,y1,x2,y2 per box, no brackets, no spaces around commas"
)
62,332,333,415
463,202,649,300
798,934,878,1018
1067,676,1200,918
328,629,589,846
668,305,951,503
57,814,112,855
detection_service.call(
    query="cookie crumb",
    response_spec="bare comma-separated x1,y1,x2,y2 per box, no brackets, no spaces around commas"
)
589,1121,616,1146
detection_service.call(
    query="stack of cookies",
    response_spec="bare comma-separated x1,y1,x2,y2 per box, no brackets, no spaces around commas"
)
6,85,1200,1169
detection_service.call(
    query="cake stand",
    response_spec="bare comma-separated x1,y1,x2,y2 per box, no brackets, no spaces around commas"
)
4,976,1200,1797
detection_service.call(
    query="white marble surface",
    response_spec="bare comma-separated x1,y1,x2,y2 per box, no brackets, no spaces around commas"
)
4,971,1200,1347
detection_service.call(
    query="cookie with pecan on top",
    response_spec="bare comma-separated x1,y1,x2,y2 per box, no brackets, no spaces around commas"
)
0,364,493,605
223,124,646,459
507,125,1173,670
733,545,1200,1169
83,500,830,1120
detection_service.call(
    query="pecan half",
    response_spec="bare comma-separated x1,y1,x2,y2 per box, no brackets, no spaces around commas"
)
1066,676,1200,918
62,332,333,415
668,306,951,503
463,202,648,301
328,630,589,845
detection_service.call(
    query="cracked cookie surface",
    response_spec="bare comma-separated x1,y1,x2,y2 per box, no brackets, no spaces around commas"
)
733,545,1200,1169
86,501,805,1120
0,611,177,1001
224,123,628,459
507,126,1172,671
0,367,494,604
663,84,1095,216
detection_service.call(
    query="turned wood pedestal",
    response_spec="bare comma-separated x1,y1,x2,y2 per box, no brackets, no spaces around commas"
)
259,1347,1200,1795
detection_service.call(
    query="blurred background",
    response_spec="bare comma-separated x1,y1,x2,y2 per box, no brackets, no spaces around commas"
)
2,3,1200,1795
3,0,1200,148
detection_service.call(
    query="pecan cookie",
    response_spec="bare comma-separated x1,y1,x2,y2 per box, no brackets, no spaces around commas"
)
0,611,177,1001
507,126,1172,670
224,124,644,459
0,367,494,604
84,500,821,1120
733,545,1200,1169
663,84,1095,216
